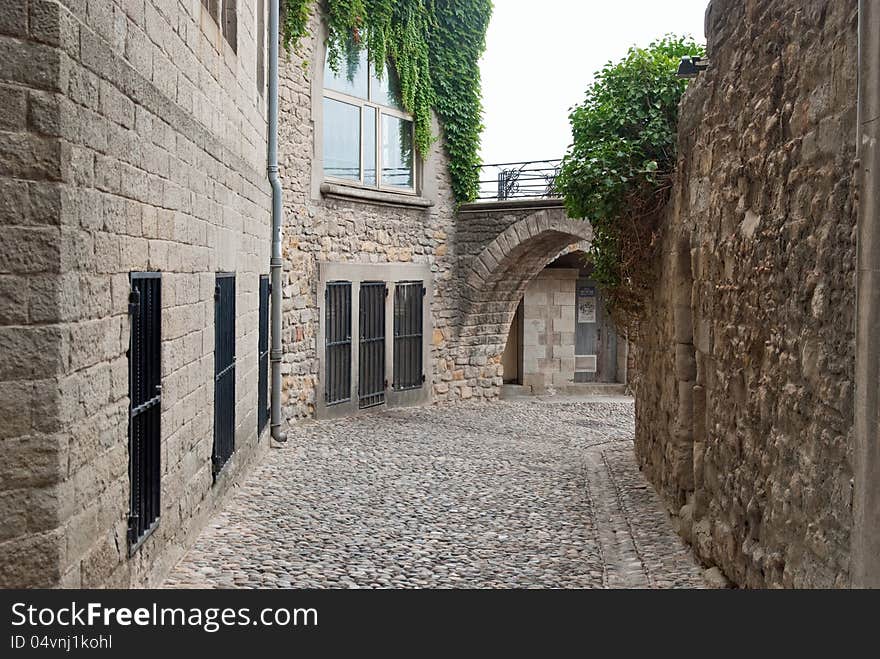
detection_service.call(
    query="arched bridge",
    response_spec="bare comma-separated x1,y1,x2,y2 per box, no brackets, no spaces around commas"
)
440,198,593,400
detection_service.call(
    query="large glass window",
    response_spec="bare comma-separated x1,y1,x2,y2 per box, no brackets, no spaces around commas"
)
323,98,361,181
323,50,416,192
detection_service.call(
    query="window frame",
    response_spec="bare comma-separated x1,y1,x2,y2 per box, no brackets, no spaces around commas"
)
323,62,418,196
200,0,237,55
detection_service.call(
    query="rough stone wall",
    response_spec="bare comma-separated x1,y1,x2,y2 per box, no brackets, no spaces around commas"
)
275,12,463,419
1,0,271,587
634,0,858,587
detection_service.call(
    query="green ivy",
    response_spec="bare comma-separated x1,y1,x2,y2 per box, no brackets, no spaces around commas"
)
555,36,704,314
282,0,492,203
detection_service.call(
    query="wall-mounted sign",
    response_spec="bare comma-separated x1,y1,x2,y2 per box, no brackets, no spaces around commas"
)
577,286,597,324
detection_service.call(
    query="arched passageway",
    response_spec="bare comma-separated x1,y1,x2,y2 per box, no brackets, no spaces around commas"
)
451,208,595,388
501,251,627,392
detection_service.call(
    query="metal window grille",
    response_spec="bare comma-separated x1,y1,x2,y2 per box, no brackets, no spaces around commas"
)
325,282,352,406
393,281,425,391
213,273,236,477
359,282,386,409
128,272,162,552
258,275,270,434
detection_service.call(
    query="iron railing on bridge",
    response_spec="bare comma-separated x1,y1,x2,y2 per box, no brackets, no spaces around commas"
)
475,159,562,201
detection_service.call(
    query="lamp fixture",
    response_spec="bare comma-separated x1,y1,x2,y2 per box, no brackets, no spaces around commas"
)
676,56,710,79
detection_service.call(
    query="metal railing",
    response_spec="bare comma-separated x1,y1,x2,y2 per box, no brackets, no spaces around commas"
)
476,159,562,201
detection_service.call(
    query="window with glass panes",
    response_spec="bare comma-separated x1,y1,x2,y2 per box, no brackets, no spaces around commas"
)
323,50,416,192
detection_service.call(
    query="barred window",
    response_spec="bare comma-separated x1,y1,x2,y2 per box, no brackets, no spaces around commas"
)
393,282,425,390
258,275,270,433
213,274,237,477
325,282,352,406
128,273,162,552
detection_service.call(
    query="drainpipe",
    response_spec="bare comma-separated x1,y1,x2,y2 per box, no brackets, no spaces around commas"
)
268,0,287,443
853,0,879,587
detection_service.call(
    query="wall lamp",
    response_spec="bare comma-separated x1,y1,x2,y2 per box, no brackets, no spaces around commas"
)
676,56,710,79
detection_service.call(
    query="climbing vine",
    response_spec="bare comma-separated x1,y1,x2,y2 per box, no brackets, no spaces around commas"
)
282,0,492,203
555,36,704,323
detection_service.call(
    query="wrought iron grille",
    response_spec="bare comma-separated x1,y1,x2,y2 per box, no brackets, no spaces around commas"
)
475,159,562,201
325,281,352,406
213,273,236,477
128,272,161,552
359,282,387,409
393,281,425,391
258,275,270,434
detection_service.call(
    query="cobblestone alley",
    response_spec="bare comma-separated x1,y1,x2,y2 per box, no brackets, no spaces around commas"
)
164,397,708,588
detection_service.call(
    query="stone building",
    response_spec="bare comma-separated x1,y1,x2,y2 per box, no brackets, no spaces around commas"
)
273,17,627,422
632,0,872,587
0,1,613,588
1,0,272,588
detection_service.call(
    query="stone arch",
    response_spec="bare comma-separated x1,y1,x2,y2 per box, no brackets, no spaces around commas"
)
452,209,593,390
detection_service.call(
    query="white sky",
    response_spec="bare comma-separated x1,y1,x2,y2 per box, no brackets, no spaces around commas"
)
478,0,709,165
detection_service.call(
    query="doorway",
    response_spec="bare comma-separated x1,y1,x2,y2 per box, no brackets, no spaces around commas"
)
501,300,524,384
575,278,618,383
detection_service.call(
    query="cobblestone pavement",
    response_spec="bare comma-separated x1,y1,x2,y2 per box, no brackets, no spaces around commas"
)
164,397,708,589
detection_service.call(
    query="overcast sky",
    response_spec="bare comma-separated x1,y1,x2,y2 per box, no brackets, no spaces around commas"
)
478,0,709,165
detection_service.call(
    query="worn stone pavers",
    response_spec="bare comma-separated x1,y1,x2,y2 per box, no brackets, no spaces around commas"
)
164,398,708,589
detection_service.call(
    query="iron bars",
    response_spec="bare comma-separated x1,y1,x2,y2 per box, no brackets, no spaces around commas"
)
128,272,162,552
393,281,425,391
358,282,387,409
325,281,353,406
258,275,270,434
213,273,236,478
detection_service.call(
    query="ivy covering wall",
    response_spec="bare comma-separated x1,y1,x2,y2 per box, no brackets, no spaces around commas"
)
282,0,493,203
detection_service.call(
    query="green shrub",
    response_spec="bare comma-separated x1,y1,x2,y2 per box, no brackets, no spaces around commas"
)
555,36,704,315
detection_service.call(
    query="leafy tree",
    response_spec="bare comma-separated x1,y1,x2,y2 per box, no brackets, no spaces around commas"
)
556,36,704,316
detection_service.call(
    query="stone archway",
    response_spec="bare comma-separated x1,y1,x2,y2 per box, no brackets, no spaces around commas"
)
445,208,593,398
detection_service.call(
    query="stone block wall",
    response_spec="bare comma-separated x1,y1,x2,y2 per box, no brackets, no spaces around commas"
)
454,200,594,398
634,0,858,587
522,268,578,391
1,0,271,587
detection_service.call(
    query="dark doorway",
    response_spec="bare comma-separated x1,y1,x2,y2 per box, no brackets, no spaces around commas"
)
502,299,524,384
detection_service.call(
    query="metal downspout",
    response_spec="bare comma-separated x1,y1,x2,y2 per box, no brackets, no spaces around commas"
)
853,0,879,587
268,0,287,443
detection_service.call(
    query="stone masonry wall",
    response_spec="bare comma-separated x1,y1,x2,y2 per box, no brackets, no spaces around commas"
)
455,200,593,398
522,268,578,392
1,0,271,587
275,13,462,420
634,0,858,587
